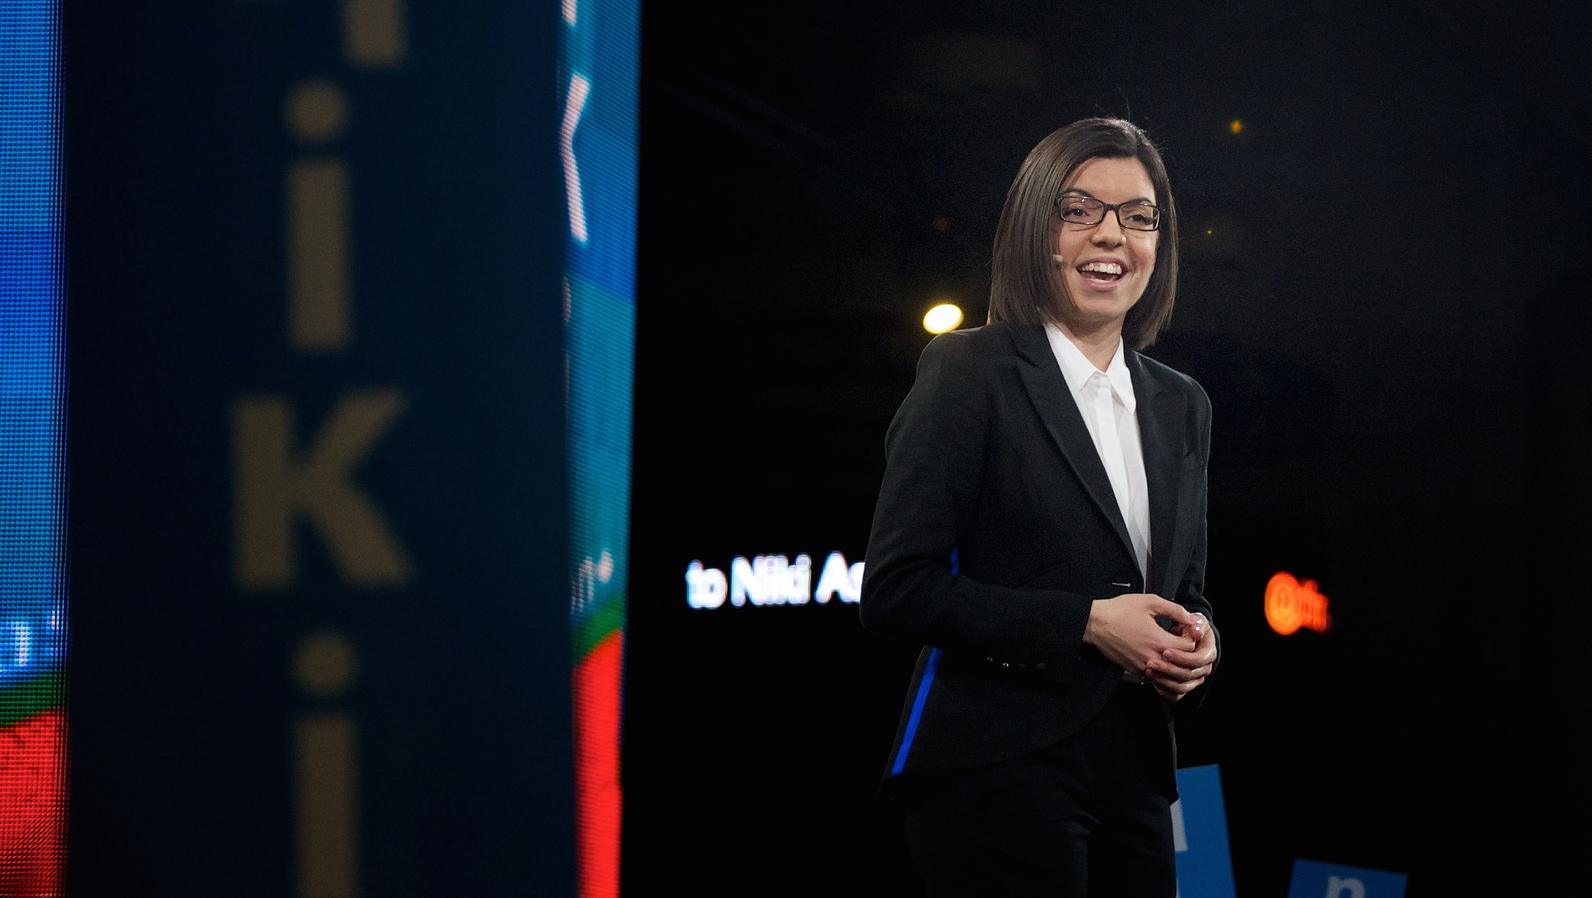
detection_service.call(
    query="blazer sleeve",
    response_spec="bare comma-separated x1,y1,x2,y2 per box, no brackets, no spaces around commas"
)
1172,377,1220,683
859,331,1098,681
1176,378,1213,618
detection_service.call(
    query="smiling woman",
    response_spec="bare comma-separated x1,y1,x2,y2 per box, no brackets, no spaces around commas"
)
988,118,1181,355
1049,156,1162,361
860,118,1215,897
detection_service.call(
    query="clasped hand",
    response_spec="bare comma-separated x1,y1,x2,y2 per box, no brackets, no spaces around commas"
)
1084,593,1216,701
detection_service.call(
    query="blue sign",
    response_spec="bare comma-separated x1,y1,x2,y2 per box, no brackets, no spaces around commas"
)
1173,764,1238,898
1288,859,1408,898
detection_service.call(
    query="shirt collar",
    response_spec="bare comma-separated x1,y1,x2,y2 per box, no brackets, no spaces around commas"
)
1043,322,1136,413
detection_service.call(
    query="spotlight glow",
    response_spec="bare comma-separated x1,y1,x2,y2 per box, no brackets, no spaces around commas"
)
923,303,964,334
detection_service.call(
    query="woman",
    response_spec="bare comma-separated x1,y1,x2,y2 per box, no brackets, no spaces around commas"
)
860,117,1219,897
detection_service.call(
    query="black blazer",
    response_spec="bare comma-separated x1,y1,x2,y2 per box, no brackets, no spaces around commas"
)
860,319,1213,785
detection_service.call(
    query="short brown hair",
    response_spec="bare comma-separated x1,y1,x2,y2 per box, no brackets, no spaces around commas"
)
987,118,1179,349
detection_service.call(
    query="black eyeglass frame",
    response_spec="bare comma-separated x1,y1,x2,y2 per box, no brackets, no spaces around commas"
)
1053,194,1162,232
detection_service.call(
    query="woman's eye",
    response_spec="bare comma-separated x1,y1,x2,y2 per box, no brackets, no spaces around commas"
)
1123,206,1157,227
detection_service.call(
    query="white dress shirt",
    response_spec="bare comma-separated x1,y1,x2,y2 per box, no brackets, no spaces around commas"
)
1043,323,1150,579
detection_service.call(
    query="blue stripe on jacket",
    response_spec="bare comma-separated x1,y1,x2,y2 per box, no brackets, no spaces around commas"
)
890,646,942,776
888,548,955,776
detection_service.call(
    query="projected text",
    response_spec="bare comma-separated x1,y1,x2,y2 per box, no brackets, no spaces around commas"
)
686,552,864,609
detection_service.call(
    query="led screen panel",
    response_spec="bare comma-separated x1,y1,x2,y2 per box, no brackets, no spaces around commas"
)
563,2,639,896
0,0,68,892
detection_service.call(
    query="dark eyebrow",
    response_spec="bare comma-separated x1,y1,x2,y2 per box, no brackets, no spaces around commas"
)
1059,188,1157,206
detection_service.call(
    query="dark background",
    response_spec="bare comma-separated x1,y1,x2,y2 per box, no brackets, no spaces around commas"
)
625,1,1592,895
55,0,1592,895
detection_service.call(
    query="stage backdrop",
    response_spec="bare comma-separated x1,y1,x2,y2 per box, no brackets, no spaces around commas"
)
64,3,588,894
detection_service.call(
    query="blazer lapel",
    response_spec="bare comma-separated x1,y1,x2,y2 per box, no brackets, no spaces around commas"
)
1128,349,1185,597
1008,323,1137,569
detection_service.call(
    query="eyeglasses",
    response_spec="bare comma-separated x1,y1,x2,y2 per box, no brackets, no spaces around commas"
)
1054,194,1161,231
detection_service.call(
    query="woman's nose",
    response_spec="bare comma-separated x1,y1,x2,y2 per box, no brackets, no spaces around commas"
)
1092,216,1125,246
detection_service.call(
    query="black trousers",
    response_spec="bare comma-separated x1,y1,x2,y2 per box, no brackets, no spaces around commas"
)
900,683,1177,898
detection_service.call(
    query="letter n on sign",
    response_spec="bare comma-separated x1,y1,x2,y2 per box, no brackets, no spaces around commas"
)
1287,859,1407,898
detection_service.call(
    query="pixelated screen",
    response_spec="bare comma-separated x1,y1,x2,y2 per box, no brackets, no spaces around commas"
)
563,2,639,896
0,0,68,893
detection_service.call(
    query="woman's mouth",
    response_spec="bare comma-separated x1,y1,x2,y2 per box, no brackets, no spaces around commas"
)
1077,260,1125,288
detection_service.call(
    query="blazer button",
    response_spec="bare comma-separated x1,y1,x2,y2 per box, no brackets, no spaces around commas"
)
985,657,995,663
1001,662,1010,668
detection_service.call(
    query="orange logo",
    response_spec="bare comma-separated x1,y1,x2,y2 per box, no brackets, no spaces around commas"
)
1264,572,1331,635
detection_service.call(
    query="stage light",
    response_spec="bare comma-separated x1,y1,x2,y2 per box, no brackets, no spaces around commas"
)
923,303,963,334
1229,119,1243,135
1264,571,1332,635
